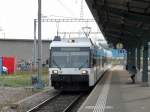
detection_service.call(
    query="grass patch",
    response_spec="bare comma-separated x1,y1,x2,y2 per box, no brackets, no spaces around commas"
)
0,68,49,87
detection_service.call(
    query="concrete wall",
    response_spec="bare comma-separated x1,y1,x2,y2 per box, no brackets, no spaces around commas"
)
0,39,51,64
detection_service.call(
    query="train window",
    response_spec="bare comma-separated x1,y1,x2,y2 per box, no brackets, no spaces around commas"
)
51,51,90,68
70,52,89,68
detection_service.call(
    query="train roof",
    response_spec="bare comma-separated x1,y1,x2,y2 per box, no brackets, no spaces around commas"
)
50,37,93,48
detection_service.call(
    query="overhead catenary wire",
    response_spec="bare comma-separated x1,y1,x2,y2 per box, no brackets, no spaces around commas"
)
56,0,75,17
49,15,79,19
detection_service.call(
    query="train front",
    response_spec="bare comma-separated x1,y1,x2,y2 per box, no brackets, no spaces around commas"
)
49,38,92,91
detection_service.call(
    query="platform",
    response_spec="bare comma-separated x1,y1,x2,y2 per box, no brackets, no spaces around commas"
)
78,66,150,112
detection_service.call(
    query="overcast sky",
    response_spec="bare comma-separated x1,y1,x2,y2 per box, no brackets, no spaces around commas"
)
0,0,104,40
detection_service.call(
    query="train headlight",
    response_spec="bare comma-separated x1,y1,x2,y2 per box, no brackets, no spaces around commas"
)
81,70,88,75
52,70,58,74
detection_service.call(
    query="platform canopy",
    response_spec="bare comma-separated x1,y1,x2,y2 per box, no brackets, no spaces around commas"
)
86,0,150,48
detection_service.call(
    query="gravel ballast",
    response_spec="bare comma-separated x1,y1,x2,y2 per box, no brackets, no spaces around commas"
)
1,87,58,112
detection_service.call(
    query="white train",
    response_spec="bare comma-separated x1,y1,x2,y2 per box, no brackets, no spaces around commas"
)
49,36,111,91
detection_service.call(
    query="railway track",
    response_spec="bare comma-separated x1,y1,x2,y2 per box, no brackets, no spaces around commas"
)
27,92,83,112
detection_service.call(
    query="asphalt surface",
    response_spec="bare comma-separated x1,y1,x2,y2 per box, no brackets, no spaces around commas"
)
78,66,150,112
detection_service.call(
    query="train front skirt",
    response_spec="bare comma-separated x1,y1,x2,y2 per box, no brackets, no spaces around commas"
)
51,74,89,91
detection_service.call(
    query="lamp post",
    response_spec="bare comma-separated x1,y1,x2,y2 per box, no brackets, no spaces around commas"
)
33,14,48,71
38,0,41,81
34,0,43,88
33,19,37,71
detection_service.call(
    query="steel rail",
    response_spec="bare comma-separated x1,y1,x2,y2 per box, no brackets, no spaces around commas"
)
62,93,83,112
26,92,61,112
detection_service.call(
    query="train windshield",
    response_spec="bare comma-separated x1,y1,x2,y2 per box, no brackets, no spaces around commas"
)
50,48,90,68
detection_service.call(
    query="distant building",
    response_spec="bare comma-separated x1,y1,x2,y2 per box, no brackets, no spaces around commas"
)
0,39,51,65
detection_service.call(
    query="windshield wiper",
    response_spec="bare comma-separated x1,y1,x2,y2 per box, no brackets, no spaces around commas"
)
53,60,61,70
79,60,88,70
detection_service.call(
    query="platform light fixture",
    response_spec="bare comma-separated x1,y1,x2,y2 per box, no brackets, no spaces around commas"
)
116,42,123,49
